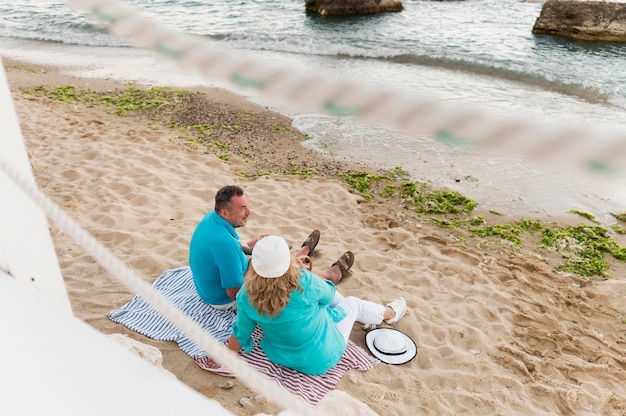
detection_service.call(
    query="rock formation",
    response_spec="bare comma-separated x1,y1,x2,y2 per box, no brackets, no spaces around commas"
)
532,0,626,42
305,0,403,16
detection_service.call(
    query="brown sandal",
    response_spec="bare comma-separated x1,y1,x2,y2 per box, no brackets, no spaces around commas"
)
301,229,320,256
331,251,354,283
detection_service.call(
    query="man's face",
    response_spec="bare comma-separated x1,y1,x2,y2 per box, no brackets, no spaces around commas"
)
222,194,250,228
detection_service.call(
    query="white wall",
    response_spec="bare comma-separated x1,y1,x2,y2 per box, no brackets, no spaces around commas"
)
0,59,72,314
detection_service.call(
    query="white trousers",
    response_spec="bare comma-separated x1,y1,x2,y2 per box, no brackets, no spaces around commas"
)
210,300,237,311
331,291,385,342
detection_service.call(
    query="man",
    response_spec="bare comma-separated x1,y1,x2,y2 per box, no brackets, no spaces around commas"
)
189,185,265,310
189,185,354,310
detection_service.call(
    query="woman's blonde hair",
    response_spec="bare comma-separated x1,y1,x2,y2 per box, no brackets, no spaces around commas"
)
245,256,303,317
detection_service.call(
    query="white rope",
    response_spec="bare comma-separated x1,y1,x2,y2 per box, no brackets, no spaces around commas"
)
68,0,626,177
0,155,320,416
11,0,624,411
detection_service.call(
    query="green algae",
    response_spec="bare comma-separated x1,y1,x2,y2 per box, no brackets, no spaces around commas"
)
611,224,626,234
611,211,626,222
23,85,191,115
569,209,601,224
25,83,626,280
470,219,626,279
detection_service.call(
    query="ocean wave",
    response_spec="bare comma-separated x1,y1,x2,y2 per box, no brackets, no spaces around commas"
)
1,0,624,110
0,28,129,47
0,9,127,47
205,33,618,108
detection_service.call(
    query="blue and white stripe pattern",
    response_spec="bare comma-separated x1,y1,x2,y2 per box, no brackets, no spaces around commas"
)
109,266,378,405
109,266,235,358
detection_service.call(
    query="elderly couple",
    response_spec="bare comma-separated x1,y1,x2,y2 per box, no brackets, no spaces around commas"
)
188,185,407,375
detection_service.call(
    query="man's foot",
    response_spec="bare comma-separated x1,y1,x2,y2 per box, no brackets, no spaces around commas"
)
330,251,354,284
300,229,320,256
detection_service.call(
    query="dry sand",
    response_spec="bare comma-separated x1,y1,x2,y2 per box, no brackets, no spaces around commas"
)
6,60,626,416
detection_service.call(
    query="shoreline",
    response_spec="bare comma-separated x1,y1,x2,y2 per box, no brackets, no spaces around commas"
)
6,59,626,415
3,36,626,224
0,57,604,224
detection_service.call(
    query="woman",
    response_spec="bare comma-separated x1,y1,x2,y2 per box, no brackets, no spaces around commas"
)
207,235,407,375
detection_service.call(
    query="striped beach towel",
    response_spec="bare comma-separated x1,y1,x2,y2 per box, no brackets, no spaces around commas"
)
109,266,378,405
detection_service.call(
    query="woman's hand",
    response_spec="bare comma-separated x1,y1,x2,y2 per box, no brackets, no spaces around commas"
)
205,357,223,369
296,255,313,271
206,335,243,369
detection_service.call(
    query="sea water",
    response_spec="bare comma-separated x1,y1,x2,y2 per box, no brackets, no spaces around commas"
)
1,0,625,221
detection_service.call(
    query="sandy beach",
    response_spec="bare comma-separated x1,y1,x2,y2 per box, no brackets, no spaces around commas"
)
6,60,626,415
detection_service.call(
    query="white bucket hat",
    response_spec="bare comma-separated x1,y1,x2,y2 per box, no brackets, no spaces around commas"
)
365,328,417,365
251,235,291,278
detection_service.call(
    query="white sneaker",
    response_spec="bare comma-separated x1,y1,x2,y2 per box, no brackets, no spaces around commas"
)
384,297,407,325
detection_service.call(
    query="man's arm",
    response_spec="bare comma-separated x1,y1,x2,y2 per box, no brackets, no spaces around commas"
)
226,286,240,300
240,234,269,255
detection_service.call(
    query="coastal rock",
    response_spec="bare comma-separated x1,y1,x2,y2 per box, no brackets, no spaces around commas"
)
532,0,626,42
305,0,402,16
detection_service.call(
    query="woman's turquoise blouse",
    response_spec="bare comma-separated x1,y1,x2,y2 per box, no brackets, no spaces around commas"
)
232,269,348,375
